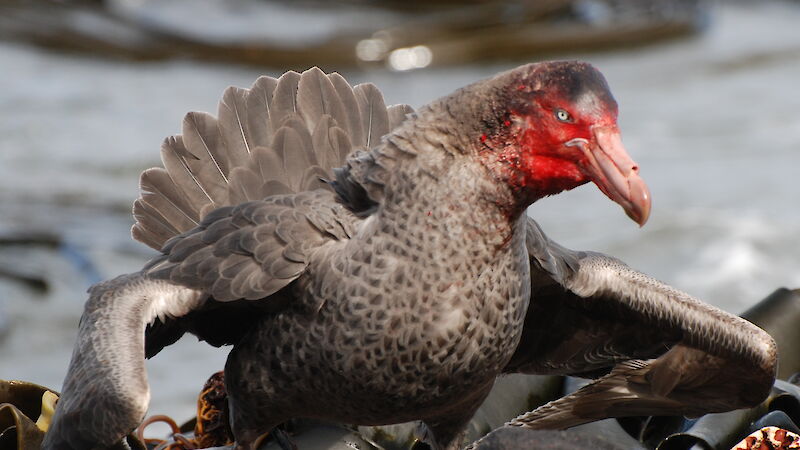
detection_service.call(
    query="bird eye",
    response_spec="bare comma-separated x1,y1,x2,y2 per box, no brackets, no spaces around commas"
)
555,109,572,123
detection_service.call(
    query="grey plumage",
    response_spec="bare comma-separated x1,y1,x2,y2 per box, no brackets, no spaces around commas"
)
245,76,278,149
354,83,390,149
146,190,357,302
182,112,231,202
45,64,776,450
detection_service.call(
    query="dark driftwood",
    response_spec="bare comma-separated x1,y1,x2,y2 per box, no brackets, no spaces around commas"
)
0,230,103,291
0,0,704,70
0,232,58,293
472,425,645,450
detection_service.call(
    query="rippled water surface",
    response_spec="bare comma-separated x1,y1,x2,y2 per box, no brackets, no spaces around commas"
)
1,1,798,427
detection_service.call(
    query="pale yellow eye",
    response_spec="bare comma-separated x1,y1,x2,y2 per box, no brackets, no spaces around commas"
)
555,109,572,122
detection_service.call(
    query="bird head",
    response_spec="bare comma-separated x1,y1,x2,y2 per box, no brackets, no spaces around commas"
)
475,61,651,226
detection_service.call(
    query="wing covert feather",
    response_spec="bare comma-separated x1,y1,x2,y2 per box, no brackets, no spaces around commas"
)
145,190,356,302
387,103,415,130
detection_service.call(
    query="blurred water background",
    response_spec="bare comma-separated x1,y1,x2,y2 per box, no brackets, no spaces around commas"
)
0,0,798,431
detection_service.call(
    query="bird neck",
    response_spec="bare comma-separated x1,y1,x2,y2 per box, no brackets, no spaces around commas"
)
378,126,527,250
385,83,588,220
477,142,591,209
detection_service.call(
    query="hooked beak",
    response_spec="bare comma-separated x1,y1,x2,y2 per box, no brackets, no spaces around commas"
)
570,126,651,226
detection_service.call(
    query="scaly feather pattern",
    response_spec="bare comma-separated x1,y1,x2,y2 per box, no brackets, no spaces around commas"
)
131,68,415,251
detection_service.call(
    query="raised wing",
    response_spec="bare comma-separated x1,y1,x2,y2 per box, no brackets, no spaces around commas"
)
503,217,777,429
128,68,413,356
132,67,414,250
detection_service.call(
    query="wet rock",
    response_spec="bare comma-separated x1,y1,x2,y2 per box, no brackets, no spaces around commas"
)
750,411,800,436
658,407,769,450
470,424,643,450
0,380,54,450
742,288,800,379
259,422,376,450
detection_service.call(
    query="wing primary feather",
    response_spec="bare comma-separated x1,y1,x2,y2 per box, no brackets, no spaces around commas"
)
273,126,314,192
218,86,252,169
311,115,336,169
354,83,389,149
297,67,347,136
328,72,364,147
166,139,215,205
132,200,180,249
270,71,301,132
160,136,213,213
139,168,200,230
182,111,230,184
246,75,279,148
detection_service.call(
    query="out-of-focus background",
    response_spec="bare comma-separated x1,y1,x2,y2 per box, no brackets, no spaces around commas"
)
0,0,798,430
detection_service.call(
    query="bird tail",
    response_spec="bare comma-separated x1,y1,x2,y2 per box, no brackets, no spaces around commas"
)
131,67,414,250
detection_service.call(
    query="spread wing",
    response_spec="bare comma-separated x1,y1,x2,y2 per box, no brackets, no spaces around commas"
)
131,67,414,250
44,68,414,450
502,217,778,429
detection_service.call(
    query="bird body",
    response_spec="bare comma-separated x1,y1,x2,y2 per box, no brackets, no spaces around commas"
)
154,92,538,445
44,62,777,450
